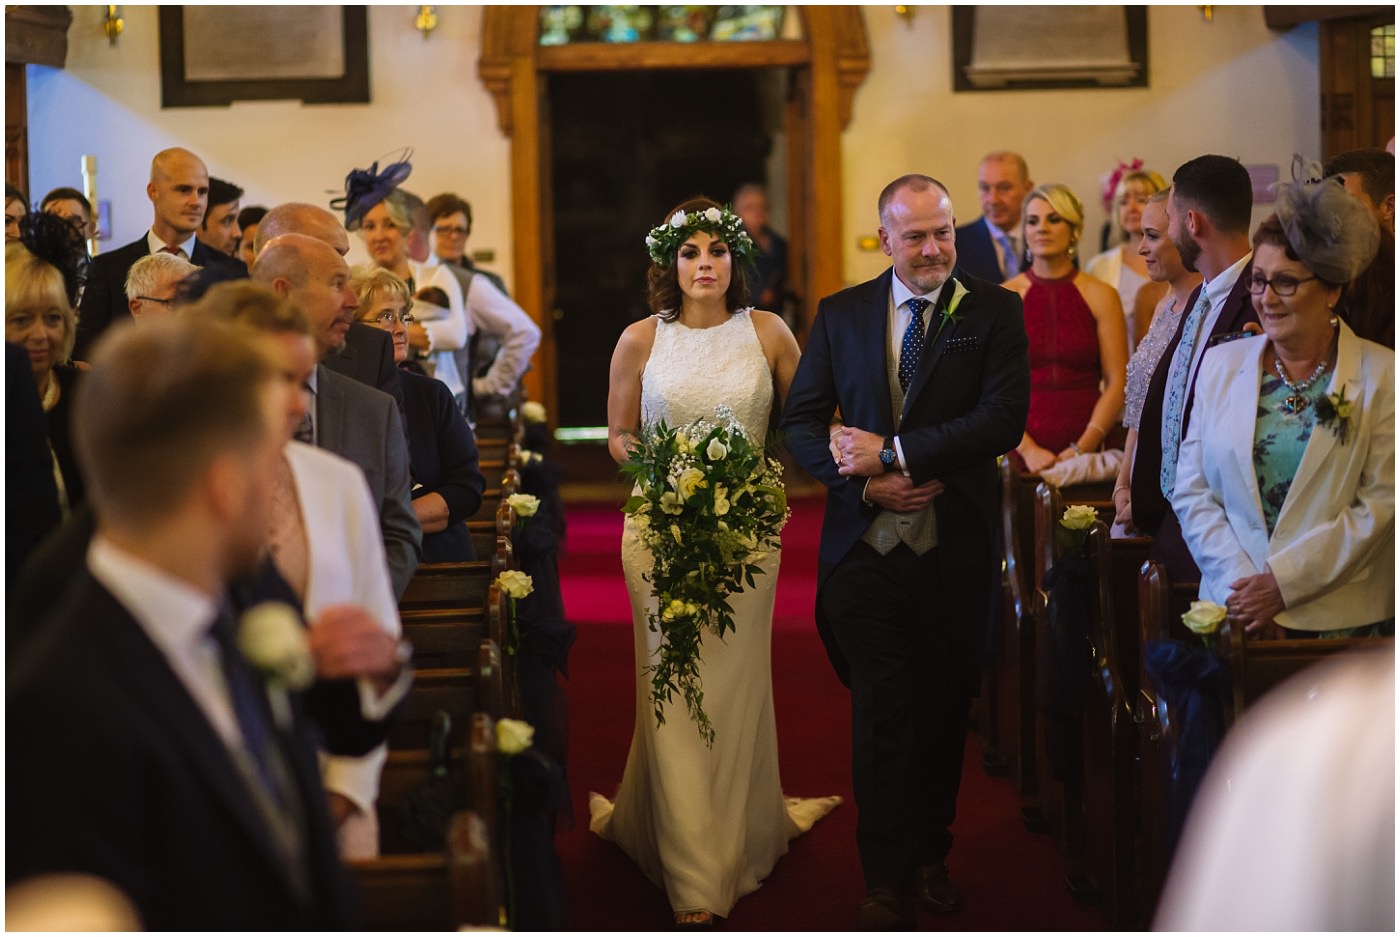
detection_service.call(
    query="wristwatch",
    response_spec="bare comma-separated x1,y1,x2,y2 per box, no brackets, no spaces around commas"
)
879,437,897,471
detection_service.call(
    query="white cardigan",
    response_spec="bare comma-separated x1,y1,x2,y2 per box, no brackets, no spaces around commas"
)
1172,322,1394,631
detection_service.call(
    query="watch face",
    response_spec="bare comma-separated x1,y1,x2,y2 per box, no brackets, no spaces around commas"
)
880,448,896,465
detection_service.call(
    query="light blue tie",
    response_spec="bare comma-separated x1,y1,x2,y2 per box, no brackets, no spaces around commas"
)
1160,288,1212,497
992,228,1017,278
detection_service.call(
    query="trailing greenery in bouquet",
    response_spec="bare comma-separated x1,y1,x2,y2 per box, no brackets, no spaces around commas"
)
620,405,789,745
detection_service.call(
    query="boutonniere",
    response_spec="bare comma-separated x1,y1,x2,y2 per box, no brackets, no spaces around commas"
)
237,602,315,730
1314,386,1354,444
930,279,971,346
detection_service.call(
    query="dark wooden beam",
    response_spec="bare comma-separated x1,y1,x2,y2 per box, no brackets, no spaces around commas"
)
1264,6,1392,30
6,6,73,68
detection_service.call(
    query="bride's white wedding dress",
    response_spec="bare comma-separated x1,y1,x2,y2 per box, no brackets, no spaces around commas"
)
589,310,840,918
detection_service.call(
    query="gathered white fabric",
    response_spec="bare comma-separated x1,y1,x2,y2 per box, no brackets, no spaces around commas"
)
1038,448,1124,487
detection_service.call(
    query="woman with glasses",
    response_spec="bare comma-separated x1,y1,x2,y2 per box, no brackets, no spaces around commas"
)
1173,161,1393,639
351,265,485,562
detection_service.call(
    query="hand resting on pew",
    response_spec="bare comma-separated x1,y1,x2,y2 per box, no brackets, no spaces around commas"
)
1225,570,1285,637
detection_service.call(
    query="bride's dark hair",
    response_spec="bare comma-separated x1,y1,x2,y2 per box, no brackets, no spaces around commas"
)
646,196,753,320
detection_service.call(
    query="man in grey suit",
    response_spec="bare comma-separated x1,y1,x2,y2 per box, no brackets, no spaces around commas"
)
252,234,421,596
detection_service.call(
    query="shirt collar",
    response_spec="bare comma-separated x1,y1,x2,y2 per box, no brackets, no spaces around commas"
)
87,534,220,663
306,365,319,396
146,229,198,258
1202,250,1253,310
890,272,946,312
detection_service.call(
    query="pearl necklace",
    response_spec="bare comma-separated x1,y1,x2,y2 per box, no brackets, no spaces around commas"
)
1273,354,1330,415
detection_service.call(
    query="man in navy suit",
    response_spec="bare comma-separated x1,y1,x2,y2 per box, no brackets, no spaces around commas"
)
953,151,1034,284
75,148,247,359
783,174,1029,928
7,318,397,928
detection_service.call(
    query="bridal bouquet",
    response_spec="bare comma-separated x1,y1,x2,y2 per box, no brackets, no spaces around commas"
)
621,406,789,745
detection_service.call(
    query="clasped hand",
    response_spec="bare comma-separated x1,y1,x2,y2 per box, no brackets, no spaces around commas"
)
1226,571,1285,637
306,604,402,688
830,426,943,512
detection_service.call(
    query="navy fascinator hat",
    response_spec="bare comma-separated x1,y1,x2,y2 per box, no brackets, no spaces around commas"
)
331,149,413,230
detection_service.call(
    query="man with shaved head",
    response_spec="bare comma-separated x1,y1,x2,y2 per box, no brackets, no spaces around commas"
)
253,234,421,597
76,147,247,358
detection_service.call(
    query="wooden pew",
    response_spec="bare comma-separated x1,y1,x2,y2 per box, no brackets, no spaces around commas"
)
388,639,505,750
1220,625,1393,723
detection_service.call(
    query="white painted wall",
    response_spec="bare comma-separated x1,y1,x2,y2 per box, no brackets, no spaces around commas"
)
29,6,1319,293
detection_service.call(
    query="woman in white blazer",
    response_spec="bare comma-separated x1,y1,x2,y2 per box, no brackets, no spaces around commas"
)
1174,163,1393,638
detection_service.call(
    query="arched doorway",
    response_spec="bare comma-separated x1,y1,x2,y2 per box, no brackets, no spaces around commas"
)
478,6,869,445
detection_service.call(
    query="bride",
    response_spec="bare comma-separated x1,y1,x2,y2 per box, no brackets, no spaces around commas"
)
590,197,839,928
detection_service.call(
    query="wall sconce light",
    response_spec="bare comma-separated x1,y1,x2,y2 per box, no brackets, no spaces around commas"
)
1199,6,1214,22
103,5,124,45
415,5,438,39
894,6,915,26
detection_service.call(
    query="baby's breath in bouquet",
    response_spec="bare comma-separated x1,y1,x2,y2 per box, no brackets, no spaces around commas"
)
621,406,789,745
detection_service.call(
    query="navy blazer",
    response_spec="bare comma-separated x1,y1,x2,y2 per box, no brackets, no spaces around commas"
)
400,368,485,562
954,216,1008,285
324,322,405,421
782,270,1029,686
7,572,362,929
75,235,247,359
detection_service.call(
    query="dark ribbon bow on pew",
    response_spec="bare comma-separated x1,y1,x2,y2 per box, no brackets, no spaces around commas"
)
1036,550,1093,785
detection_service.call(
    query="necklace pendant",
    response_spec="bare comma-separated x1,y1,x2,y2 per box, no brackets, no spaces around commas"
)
1282,393,1307,415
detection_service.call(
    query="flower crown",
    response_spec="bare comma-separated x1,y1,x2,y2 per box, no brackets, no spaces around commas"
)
645,205,755,266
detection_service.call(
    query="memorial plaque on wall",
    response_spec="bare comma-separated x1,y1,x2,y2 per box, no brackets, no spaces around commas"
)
952,6,1148,91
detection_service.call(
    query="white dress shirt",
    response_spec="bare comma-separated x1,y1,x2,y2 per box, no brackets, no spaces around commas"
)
145,229,198,259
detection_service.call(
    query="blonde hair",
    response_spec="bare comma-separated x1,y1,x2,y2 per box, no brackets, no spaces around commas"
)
349,264,411,321
1022,183,1085,246
5,242,77,364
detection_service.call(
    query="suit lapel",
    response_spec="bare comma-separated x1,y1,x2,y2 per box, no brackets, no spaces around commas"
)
1276,326,1361,527
1225,342,1268,521
315,365,343,454
855,272,896,432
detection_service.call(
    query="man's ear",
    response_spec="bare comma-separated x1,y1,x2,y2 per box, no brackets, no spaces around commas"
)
146,181,158,204
1381,193,1394,232
127,297,143,319
270,277,292,299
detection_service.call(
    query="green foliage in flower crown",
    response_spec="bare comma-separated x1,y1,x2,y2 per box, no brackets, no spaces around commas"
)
645,205,756,267
620,405,788,745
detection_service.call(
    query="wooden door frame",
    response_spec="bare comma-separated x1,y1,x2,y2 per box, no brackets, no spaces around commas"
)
478,6,870,417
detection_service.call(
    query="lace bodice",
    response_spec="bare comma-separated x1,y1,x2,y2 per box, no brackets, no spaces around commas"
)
641,309,773,441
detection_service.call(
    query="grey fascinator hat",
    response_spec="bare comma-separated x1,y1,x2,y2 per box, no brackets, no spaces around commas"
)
1275,153,1380,284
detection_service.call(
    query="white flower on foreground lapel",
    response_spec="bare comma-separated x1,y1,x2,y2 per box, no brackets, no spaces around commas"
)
237,602,315,691
1314,387,1354,444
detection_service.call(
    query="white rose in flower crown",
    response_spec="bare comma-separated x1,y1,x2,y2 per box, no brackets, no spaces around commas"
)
705,437,728,461
645,235,658,248
237,602,315,691
703,207,722,223
1060,504,1097,531
675,467,707,500
521,401,548,424
506,493,540,517
1182,600,1227,636
670,210,688,228
496,570,535,600
495,718,535,755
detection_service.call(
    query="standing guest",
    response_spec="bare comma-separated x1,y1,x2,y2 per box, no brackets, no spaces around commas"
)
6,317,394,929
954,151,1034,283
1173,165,1391,639
1085,169,1168,351
425,192,509,296
197,177,243,257
75,147,246,359
6,341,61,583
1324,150,1394,349
1130,154,1260,582
236,205,268,269
783,174,1030,928
5,215,89,517
6,183,28,241
351,265,485,563
1112,188,1203,533
40,187,97,242
252,233,422,598
1004,183,1127,473
124,252,199,322
733,182,789,312
1324,147,1393,235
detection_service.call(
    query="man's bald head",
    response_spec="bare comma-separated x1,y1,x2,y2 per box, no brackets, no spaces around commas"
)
150,147,206,184
252,233,357,358
147,148,210,243
254,203,350,258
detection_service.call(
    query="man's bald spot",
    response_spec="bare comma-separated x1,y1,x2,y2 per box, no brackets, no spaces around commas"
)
254,203,350,257
150,147,206,184
251,233,342,290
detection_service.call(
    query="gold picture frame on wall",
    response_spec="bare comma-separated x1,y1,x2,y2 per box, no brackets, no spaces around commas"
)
158,5,370,108
952,6,1149,91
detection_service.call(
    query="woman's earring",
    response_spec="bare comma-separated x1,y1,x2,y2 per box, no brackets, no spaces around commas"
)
1068,240,1078,259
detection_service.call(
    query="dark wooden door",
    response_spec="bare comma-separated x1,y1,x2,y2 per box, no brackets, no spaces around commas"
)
1321,11,1395,156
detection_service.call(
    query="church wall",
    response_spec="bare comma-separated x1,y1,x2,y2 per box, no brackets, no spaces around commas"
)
29,6,1318,292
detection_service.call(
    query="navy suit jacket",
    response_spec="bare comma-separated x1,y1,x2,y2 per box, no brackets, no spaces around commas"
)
400,367,485,562
75,235,247,359
953,216,1008,285
7,571,363,929
324,323,405,420
782,270,1029,686
1130,257,1259,537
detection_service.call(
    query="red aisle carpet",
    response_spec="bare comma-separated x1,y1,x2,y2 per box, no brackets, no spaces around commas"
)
555,496,1109,931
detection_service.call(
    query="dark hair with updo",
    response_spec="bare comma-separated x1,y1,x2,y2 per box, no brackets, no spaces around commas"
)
645,196,753,321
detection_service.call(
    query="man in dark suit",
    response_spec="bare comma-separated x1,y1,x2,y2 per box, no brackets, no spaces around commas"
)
1127,155,1259,582
253,233,422,596
783,174,1030,929
953,150,1034,284
7,318,400,928
75,148,247,359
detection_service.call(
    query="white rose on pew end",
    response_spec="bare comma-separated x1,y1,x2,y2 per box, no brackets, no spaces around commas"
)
521,401,547,424
506,493,540,517
1182,600,1227,636
1059,504,1097,531
237,602,315,690
496,570,535,600
495,718,535,755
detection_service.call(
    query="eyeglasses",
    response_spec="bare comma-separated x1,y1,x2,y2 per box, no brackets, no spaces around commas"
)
433,225,469,237
135,296,175,306
1247,273,1318,297
365,311,416,326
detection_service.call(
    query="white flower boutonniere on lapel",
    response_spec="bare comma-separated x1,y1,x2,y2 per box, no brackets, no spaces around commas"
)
931,279,972,346
1314,386,1354,444
237,602,314,730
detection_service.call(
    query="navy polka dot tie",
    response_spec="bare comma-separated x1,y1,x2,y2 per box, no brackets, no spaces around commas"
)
899,298,930,392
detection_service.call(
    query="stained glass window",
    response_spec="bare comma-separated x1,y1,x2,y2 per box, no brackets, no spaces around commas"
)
538,5,787,45
1371,24,1394,80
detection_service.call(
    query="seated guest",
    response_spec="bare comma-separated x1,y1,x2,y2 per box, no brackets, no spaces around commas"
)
6,183,27,241
1085,168,1168,351
1173,162,1392,638
425,191,509,296
124,252,199,321
7,316,398,928
197,176,243,258
5,214,89,517
1004,183,1128,473
1113,188,1203,532
236,204,268,269
351,266,485,562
